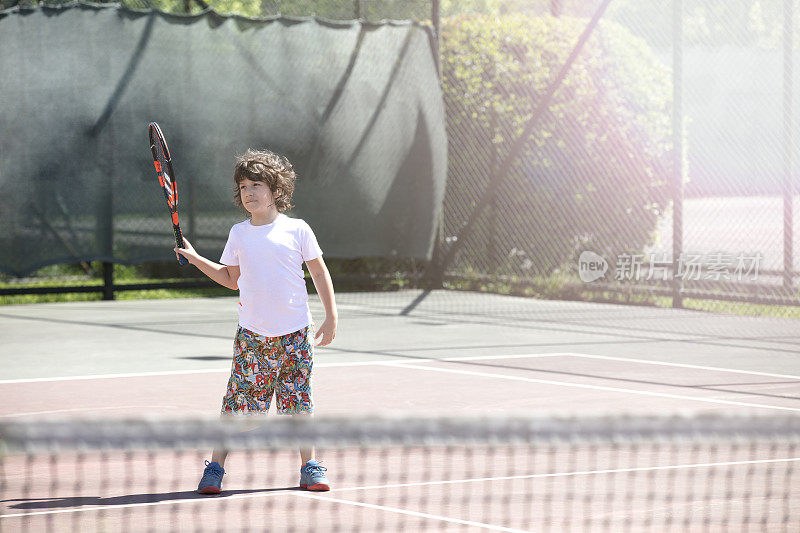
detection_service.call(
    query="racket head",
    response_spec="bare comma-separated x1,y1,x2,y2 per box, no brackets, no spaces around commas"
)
148,122,178,211
148,122,188,265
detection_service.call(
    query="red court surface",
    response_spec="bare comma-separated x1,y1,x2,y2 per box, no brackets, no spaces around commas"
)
2,354,800,419
3,353,800,532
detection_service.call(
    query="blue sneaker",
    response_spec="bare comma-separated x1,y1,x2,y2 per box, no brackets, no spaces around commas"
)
300,460,331,491
197,460,225,494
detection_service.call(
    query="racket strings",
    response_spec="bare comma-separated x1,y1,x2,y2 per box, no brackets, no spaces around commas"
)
153,139,177,209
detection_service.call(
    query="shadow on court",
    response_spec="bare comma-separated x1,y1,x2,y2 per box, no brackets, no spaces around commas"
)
3,486,297,511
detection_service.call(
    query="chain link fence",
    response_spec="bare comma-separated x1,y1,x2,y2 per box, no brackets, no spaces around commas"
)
1,0,798,313
436,0,799,310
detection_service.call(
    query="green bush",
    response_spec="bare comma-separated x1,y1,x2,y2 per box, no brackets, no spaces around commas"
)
440,13,673,277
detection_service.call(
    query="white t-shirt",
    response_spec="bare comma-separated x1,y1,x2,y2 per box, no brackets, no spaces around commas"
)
220,214,323,337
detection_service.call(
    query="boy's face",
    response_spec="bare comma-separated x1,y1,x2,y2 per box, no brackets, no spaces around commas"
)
238,177,278,216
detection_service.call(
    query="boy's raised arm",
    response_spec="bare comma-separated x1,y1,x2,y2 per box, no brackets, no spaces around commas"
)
175,238,240,290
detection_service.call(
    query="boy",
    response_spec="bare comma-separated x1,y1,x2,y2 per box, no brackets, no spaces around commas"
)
174,149,337,494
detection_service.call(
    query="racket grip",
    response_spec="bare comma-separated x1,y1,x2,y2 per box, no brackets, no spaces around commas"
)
174,227,189,265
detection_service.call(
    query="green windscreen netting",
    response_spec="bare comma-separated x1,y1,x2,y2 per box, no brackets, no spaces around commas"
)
0,3,446,276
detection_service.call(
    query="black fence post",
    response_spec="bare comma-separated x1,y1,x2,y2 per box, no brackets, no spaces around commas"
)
97,154,114,301
488,106,498,274
102,262,114,301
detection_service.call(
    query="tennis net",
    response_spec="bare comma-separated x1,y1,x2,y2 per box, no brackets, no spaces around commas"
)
2,414,799,532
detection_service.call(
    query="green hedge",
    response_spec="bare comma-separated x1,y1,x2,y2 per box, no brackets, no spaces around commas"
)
441,13,673,276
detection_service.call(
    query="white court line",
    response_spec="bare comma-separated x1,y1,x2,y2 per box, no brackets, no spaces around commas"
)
3,457,797,521
2,350,799,384
389,363,800,412
0,368,229,385
320,352,564,368
0,406,137,419
0,353,564,384
327,457,800,492
563,352,800,381
293,492,529,533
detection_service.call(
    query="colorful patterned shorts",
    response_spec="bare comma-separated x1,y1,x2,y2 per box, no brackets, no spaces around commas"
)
221,325,313,416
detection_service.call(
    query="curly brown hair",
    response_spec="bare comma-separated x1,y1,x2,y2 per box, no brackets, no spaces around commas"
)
232,149,296,212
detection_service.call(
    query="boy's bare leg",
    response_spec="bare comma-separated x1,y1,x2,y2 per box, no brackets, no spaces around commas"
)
211,448,229,466
295,411,315,464
208,416,313,465
300,444,315,464
210,416,265,467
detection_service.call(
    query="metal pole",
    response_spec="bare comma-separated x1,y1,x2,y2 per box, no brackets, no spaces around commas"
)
427,0,445,289
101,107,116,301
672,0,684,308
103,262,114,301
488,107,498,273
784,0,795,291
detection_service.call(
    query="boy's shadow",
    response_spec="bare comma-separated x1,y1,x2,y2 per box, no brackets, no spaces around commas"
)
4,487,300,511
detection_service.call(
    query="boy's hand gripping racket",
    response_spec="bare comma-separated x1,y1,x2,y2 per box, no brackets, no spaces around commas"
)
149,122,188,265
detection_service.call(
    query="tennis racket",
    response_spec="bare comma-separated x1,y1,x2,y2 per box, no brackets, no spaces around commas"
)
148,122,188,265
